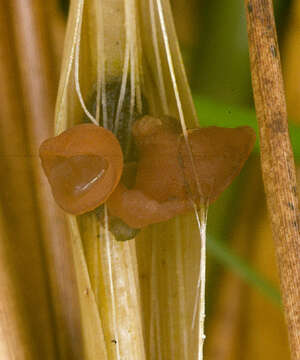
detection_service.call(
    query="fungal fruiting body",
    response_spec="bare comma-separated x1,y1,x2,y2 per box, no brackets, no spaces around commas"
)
178,126,257,203
39,124,123,214
39,117,256,230
107,116,192,228
107,116,256,228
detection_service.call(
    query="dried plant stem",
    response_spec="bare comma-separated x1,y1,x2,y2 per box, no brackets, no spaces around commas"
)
192,207,208,360
154,7,208,355
245,1,300,359
0,209,30,359
0,2,80,358
7,1,84,358
103,207,121,360
155,0,188,138
55,0,147,358
68,216,108,360
174,220,188,360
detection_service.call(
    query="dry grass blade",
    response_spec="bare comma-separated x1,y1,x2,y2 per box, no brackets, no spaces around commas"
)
0,2,58,358
245,1,300,358
54,0,209,358
137,0,208,358
0,1,84,358
8,2,84,355
0,209,31,359
55,1,146,358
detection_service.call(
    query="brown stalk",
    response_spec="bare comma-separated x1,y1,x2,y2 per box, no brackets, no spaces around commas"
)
0,2,58,357
9,0,84,357
0,1,83,358
245,1,300,359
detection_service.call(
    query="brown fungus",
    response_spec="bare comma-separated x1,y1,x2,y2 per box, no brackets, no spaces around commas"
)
39,117,256,231
178,126,257,203
39,123,123,215
107,116,256,228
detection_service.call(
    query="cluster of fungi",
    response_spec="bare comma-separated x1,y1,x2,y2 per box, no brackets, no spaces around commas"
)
39,115,255,239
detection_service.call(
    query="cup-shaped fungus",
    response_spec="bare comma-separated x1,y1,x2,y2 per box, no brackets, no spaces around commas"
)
107,116,256,228
39,124,123,214
178,126,257,203
39,117,256,231
132,116,186,202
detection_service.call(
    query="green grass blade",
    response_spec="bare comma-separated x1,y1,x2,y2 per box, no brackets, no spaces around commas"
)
207,234,282,306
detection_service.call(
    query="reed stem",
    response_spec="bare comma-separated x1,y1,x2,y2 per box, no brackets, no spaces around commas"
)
245,1,300,358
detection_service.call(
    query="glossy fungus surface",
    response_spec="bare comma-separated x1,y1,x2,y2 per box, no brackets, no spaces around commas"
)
178,126,256,203
39,124,123,214
107,116,256,228
40,117,256,231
